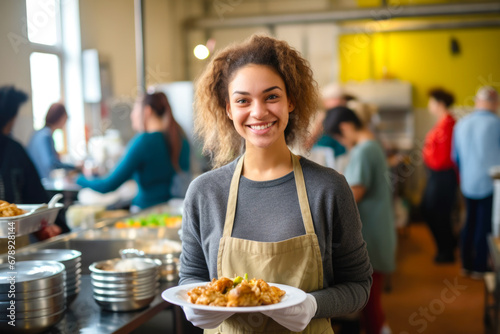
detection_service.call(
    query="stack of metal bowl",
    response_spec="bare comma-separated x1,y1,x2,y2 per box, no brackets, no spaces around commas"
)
18,249,82,304
120,239,182,282
0,261,66,333
89,258,160,312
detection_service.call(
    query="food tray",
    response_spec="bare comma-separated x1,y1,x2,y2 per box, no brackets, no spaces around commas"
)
0,204,63,238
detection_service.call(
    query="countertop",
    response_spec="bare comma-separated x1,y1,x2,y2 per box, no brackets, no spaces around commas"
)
42,276,177,334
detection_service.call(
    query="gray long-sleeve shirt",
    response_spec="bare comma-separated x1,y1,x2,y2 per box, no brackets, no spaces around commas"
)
179,157,372,318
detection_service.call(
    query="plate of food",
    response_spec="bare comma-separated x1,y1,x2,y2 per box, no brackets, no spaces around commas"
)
161,275,307,313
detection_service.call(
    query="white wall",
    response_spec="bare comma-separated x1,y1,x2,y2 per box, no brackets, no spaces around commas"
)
0,0,35,145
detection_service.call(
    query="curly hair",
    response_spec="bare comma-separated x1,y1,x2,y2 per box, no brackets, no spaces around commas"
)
194,34,319,168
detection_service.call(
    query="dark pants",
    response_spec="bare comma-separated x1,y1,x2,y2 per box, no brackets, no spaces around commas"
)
421,168,458,259
460,194,493,273
362,271,385,334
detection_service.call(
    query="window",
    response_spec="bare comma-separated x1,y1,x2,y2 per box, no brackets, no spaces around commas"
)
29,52,61,130
26,0,59,46
26,0,65,152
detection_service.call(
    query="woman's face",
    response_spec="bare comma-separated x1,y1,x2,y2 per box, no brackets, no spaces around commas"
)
130,101,144,132
226,64,294,151
428,97,441,116
55,114,68,129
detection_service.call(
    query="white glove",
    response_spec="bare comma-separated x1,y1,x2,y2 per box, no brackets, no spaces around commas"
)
261,294,317,332
182,306,235,329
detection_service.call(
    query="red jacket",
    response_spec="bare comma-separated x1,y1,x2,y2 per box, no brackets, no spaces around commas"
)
422,113,456,171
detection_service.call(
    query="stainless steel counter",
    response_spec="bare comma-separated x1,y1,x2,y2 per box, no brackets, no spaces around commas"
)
42,275,178,334
0,203,196,334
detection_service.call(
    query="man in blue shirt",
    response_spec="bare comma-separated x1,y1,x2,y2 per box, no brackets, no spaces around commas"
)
452,86,500,276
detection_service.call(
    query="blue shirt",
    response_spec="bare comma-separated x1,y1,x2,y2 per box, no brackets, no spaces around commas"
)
27,127,75,179
452,110,500,199
77,132,190,209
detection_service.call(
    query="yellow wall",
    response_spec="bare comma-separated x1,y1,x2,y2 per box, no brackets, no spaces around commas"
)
339,27,500,108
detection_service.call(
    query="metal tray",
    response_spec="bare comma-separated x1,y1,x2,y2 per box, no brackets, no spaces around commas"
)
0,203,63,238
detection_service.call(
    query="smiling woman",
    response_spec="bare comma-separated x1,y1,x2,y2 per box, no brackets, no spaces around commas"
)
194,35,319,169
179,34,373,334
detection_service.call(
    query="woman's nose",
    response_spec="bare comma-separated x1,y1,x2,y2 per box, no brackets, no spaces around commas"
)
250,101,267,119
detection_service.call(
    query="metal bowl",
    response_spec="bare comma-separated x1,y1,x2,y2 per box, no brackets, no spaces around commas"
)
93,294,156,312
0,291,65,313
0,284,62,301
89,258,160,277
0,261,65,293
91,279,158,291
66,274,82,287
120,241,181,282
91,274,159,287
90,271,158,283
92,284,159,299
8,299,65,319
16,250,82,305
17,249,81,265
0,308,65,334
65,267,82,280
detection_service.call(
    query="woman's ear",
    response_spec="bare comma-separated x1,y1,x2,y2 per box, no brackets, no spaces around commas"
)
226,103,233,120
288,100,295,113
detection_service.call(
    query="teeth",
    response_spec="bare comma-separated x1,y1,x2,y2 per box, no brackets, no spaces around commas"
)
250,123,273,130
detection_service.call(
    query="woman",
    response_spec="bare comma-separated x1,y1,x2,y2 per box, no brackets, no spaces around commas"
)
0,86,64,240
179,35,372,333
421,88,457,263
77,92,190,211
323,106,396,334
27,103,76,179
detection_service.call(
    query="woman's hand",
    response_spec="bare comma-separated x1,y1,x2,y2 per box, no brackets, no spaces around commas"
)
261,294,317,332
182,306,235,329
34,224,62,240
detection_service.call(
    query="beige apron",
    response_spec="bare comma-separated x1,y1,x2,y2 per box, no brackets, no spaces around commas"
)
206,153,334,334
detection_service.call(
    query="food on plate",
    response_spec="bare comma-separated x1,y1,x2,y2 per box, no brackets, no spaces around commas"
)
0,200,26,217
114,213,182,228
187,274,286,307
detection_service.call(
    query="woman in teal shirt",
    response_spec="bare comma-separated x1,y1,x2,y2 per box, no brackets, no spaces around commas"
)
77,92,190,210
323,106,396,334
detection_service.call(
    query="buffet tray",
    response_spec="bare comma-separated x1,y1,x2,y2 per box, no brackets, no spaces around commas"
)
0,204,63,238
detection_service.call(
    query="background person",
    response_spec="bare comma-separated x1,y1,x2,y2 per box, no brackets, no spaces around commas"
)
0,86,66,240
452,86,500,276
27,103,77,179
77,92,190,211
323,106,396,334
304,83,352,156
421,88,458,264
179,35,372,333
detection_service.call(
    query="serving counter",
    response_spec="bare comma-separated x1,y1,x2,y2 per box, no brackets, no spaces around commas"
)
0,202,197,334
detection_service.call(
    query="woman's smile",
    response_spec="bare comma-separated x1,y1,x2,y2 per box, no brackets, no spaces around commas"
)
248,121,276,132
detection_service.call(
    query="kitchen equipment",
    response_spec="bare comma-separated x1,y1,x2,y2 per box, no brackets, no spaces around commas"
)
89,258,160,311
120,239,182,282
17,249,82,304
0,261,66,333
0,308,66,334
0,194,64,237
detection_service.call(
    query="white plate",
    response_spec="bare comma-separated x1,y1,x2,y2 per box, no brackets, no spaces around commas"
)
161,282,306,313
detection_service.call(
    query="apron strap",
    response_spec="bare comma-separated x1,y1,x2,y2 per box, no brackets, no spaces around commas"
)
291,153,315,235
223,155,245,237
223,152,315,237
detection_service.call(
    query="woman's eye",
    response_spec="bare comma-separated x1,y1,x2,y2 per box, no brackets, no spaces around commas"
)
236,98,248,104
266,94,279,100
